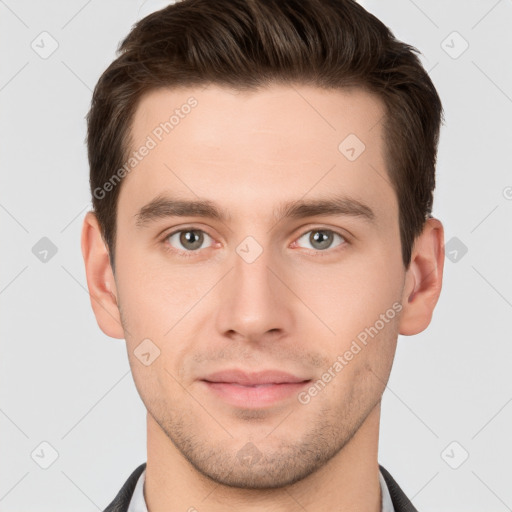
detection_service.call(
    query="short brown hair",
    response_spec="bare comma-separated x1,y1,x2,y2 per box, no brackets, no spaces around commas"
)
86,0,444,269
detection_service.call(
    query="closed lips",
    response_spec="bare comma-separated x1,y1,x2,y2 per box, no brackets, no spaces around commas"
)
201,369,311,386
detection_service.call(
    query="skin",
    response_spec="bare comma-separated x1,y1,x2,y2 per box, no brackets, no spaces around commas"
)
82,84,444,511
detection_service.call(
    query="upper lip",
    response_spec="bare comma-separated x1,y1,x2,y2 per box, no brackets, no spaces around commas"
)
201,369,311,386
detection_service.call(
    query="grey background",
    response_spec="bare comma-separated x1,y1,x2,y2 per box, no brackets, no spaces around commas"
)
1,0,511,510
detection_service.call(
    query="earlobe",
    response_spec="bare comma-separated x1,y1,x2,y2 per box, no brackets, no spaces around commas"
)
81,211,125,339
399,218,445,336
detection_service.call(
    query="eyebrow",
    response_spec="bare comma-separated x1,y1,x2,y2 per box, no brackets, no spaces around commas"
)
134,194,375,228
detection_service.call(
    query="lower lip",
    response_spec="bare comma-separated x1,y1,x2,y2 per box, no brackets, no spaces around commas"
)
201,381,311,408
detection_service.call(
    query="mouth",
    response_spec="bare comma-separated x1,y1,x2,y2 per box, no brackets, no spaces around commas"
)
200,369,312,408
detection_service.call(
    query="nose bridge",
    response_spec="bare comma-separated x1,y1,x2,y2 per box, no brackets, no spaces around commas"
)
215,234,292,340
235,236,273,296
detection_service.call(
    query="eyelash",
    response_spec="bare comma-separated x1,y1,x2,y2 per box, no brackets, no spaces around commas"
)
160,226,349,258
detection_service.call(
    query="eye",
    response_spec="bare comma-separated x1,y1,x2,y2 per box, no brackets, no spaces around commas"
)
295,228,347,252
164,228,214,254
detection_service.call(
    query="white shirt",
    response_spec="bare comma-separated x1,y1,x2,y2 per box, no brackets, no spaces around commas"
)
128,467,395,512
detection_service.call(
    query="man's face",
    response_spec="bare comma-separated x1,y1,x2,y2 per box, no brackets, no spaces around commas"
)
113,84,406,488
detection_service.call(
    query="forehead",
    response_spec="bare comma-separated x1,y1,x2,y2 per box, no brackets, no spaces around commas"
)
130,83,386,153
119,83,395,226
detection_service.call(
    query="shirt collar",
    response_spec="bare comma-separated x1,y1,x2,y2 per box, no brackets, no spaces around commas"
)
128,467,395,512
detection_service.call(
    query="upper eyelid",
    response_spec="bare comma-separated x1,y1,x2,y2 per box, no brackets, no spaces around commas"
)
163,226,214,242
296,228,347,240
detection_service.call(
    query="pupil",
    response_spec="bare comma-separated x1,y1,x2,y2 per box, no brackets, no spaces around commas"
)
181,230,202,250
312,230,332,249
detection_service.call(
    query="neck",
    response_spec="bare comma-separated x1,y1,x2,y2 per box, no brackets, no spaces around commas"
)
144,402,382,512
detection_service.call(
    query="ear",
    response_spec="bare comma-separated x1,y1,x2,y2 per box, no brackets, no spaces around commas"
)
399,218,445,336
81,211,125,339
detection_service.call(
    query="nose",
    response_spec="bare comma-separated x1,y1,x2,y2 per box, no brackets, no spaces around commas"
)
214,240,294,344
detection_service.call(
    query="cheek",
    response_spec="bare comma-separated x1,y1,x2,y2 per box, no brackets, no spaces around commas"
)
301,314,399,424
290,252,404,343
115,244,207,335
335,314,399,396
